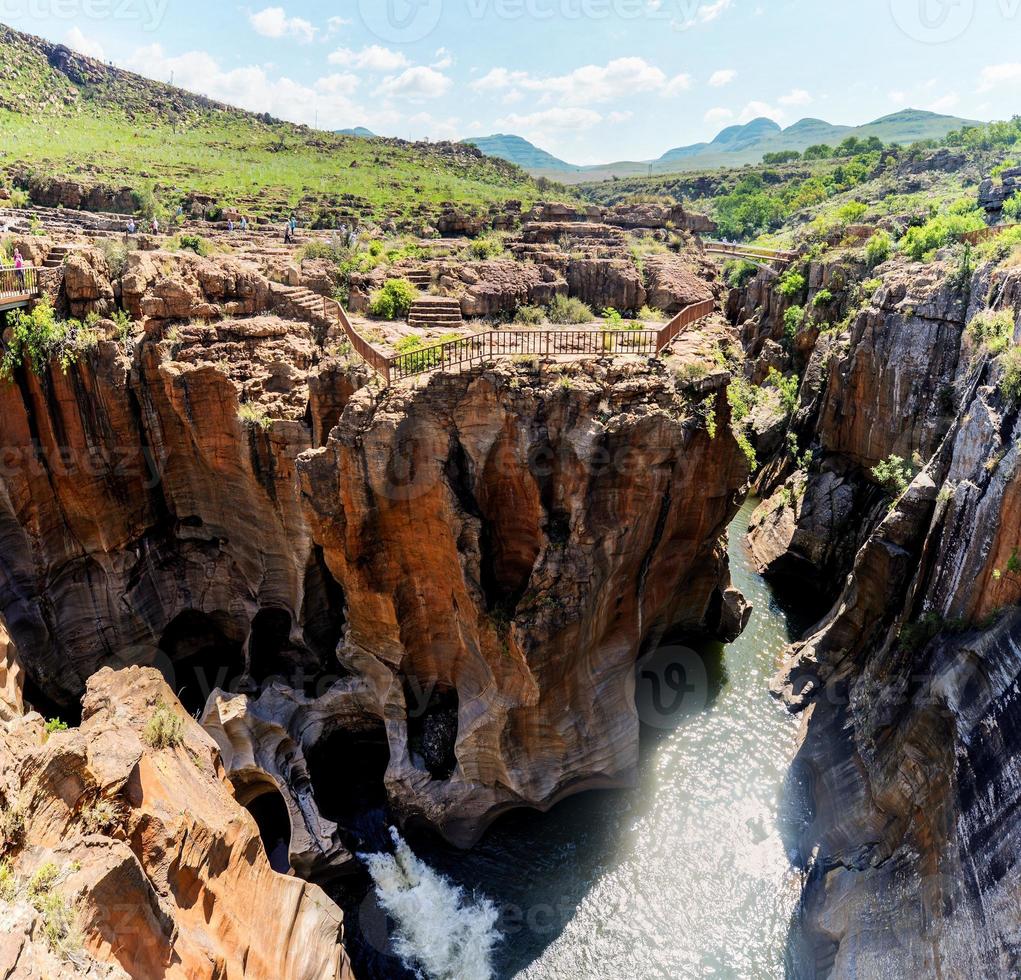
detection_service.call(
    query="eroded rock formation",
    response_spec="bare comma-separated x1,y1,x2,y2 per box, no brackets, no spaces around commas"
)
0,666,353,979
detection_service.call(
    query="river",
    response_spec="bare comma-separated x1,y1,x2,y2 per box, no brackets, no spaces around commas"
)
348,498,817,979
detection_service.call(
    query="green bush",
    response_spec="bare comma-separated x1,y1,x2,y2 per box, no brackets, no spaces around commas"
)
901,213,985,261
783,305,805,341
44,718,68,735
143,699,184,750
467,234,505,260
369,278,419,320
637,305,666,322
514,305,546,326
766,367,800,413
967,310,1015,355
238,403,273,430
1004,193,1021,222
9,188,29,209
837,201,868,225
392,332,462,371
602,307,624,326
813,289,834,307
175,233,211,257
101,239,131,280
999,346,1021,405
864,230,892,268
777,269,806,299
872,454,913,496
547,295,593,325
725,259,758,289
0,299,99,379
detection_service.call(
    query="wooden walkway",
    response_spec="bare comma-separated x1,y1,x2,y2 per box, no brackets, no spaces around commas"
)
0,265,39,312
321,296,716,385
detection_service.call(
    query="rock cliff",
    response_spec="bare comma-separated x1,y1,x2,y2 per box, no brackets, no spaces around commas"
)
0,665,353,979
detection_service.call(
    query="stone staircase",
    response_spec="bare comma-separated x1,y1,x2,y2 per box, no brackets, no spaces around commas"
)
42,245,72,268
407,296,464,329
405,267,433,290
271,284,339,345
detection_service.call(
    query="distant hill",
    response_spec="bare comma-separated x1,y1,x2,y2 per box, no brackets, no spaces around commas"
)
462,134,583,173
337,127,375,138
469,110,981,184
0,23,547,222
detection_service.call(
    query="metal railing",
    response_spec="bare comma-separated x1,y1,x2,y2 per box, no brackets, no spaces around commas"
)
958,223,1021,246
324,295,717,385
0,265,39,301
703,241,796,263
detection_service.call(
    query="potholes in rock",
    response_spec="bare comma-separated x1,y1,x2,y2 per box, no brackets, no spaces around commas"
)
249,605,348,696
158,610,245,715
238,781,292,874
407,685,459,781
306,724,392,853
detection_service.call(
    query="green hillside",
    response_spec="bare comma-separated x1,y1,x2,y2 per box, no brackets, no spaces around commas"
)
463,134,583,174
0,24,548,223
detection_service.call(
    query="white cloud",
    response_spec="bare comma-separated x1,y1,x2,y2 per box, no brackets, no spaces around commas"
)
923,92,960,113
125,43,364,129
324,16,349,40
376,66,452,101
779,88,812,106
704,106,734,124
432,47,454,70
607,110,633,124
471,58,687,106
495,107,603,135
329,45,410,72
676,0,732,28
407,111,461,139
66,26,105,60
708,69,736,87
664,73,693,96
888,89,907,104
978,62,1021,93
248,7,316,43
739,100,783,123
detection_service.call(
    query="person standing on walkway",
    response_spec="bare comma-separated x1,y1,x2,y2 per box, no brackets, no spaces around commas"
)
13,247,24,287
290,214,297,234
284,223,293,245
240,217,248,233
152,217,160,236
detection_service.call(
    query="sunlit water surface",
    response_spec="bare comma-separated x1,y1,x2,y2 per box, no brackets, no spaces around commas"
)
348,499,814,979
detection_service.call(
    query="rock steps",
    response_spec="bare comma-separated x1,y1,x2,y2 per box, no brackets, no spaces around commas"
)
407,296,463,329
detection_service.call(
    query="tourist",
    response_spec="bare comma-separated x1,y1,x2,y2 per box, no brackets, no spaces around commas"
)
127,218,136,235
284,223,293,245
240,217,248,233
13,248,24,287
152,217,160,235
289,214,297,233
228,219,234,233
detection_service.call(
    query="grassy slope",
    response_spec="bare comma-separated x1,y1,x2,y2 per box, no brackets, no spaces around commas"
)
0,24,550,221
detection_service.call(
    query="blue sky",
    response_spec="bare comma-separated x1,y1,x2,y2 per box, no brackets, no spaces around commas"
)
8,0,1021,163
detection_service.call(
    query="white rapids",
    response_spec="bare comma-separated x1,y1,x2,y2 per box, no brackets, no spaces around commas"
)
362,827,502,980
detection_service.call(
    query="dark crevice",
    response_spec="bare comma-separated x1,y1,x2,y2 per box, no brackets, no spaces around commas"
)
158,609,245,715
406,684,459,782
244,787,292,874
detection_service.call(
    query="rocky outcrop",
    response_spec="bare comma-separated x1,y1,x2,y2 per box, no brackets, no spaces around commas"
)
566,257,645,312
295,360,750,844
440,260,566,317
643,253,716,312
776,340,1021,976
0,666,353,979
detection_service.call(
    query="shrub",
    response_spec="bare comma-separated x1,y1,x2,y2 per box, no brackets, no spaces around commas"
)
100,239,131,280
602,307,624,326
514,305,546,326
813,289,834,307
872,454,912,496
766,367,800,413
44,718,68,736
80,798,123,836
837,201,868,225
967,310,1015,355
777,269,806,299
901,213,985,261
238,403,272,430
637,305,666,322
864,230,892,268
724,259,758,289
175,234,210,257
1004,192,1021,222
727,377,756,423
999,346,1021,405
369,278,418,320
467,234,505,260
783,305,805,340
392,333,462,372
0,802,25,854
1,299,87,379
547,295,593,324
9,188,29,209
300,241,346,262
143,699,184,750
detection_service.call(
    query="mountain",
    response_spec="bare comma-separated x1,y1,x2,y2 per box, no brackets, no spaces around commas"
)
0,23,545,222
462,134,582,173
471,110,981,184
337,127,375,138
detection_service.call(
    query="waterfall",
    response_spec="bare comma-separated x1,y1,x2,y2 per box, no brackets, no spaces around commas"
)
361,827,501,980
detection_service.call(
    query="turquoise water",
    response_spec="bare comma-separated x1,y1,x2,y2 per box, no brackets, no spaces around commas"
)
417,498,813,979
